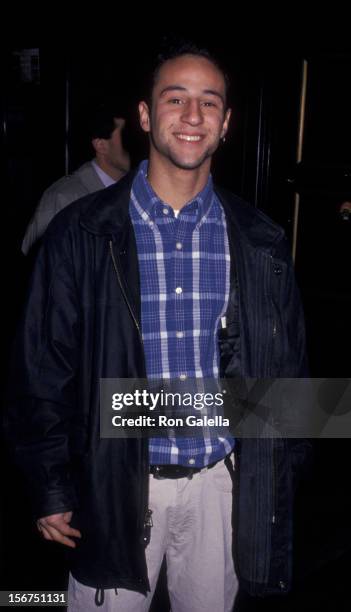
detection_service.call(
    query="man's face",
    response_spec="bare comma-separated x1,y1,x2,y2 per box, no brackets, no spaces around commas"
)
105,118,130,172
139,55,230,170
139,54,231,172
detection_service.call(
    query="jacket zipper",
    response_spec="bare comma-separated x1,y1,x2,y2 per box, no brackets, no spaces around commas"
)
270,257,278,526
142,508,153,546
109,240,151,550
109,241,143,343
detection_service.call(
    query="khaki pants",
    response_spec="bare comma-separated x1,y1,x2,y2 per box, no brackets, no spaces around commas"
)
68,455,238,612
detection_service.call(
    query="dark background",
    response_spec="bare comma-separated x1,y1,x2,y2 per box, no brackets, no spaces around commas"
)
1,26,350,611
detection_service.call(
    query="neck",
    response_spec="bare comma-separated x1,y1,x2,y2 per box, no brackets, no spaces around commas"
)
146,154,211,210
95,158,126,182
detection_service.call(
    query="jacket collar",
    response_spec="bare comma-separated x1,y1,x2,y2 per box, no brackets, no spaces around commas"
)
80,170,284,254
80,170,137,236
214,186,284,255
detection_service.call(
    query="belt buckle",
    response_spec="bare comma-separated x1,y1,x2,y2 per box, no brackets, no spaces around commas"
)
174,466,195,479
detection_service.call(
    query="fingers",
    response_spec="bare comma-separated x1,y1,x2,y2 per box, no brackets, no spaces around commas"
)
38,524,54,541
37,512,82,548
40,523,77,548
48,518,82,539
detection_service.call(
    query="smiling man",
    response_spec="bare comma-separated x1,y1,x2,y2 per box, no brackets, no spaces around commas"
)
7,40,308,612
140,53,230,175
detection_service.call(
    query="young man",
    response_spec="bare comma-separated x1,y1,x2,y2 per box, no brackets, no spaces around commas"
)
7,43,308,611
21,104,131,255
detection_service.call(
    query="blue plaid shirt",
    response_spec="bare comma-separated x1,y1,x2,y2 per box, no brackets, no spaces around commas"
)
130,160,234,467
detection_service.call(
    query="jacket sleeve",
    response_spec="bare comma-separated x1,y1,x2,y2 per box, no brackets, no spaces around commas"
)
5,227,80,519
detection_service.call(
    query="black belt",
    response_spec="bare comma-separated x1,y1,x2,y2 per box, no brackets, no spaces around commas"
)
150,460,218,480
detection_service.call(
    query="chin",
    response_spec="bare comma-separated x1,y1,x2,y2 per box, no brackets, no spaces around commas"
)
169,153,210,171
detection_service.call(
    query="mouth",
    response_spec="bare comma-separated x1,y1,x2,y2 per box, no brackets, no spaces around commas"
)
174,133,204,143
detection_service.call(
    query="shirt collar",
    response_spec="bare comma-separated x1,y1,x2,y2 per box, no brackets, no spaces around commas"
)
92,160,117,188
132,159,215,222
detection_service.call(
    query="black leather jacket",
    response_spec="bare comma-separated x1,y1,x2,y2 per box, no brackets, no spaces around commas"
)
6,171,308,598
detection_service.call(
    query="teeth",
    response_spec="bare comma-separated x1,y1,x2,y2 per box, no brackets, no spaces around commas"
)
176,134,202,142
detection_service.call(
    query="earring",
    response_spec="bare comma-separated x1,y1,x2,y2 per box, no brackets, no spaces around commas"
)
222,136,226,143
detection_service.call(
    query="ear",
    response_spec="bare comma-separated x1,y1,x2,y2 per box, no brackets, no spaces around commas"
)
220,108,232,140
92,138,108,155
139,101,151,133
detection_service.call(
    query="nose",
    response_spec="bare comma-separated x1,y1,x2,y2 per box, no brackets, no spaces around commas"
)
181,99,203,126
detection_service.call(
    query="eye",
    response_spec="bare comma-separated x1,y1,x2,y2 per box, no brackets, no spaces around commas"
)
168,98,183,105
202,101,217,108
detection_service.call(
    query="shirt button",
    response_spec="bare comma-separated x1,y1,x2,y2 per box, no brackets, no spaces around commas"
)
175,287,183,294
179,374,187,380
176,331,184,338
176,242,182,250
149,221,154,227
188,458,195,465
163,208,169,215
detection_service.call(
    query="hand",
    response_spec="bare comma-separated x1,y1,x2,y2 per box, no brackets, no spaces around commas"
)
37,511,82,548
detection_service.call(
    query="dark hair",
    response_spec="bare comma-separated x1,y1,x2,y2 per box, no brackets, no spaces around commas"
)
88,102,126,140
148,36,231,108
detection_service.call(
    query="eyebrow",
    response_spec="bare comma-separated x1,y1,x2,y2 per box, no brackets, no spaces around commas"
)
160,85,225,105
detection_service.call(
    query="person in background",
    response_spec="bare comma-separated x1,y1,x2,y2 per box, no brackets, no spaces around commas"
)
21,103,131,255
